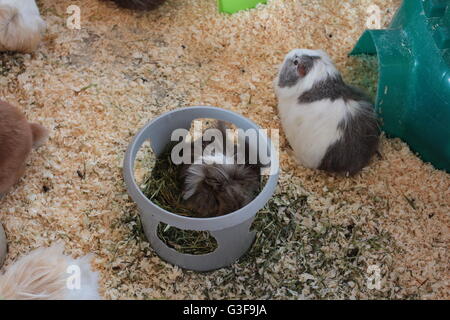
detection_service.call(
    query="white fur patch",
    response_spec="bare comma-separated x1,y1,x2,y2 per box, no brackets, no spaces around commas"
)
64,254,101,300
278,97,362,169
0,0,45,31
0,0,46,52
200,153,235,165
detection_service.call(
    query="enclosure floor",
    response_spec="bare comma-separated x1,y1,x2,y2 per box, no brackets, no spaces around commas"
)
0,0,448,299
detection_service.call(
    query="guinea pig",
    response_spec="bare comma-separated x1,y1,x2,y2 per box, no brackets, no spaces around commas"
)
0,244,101,300
0,0,46,52
180,121,261,218
274,49,380,176
108,0,166,10
0,100,49,195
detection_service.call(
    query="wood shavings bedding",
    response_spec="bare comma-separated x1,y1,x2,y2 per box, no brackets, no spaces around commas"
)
0,0,448,299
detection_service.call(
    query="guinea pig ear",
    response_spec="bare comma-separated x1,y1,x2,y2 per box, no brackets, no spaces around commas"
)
297,55,320,78
297,64,308,77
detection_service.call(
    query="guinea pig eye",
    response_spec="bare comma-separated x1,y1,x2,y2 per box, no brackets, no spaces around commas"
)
293,60,299,66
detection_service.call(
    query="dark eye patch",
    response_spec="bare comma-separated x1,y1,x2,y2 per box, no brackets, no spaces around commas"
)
298,55,320,74
278,54,321,88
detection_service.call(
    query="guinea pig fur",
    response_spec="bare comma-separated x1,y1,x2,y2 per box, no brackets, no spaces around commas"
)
109,0,166,11
180,121,261,218
274,49,380,176
0,244,101,300
0,100,49,195
0,0,46,52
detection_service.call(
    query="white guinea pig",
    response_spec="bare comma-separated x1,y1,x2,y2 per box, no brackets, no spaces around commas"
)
0,0,46,52
274,49,380,176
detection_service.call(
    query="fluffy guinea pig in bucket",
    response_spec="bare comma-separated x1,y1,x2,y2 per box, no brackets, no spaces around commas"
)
123,106,279,271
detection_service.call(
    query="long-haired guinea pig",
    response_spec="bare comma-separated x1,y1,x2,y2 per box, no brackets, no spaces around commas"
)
0,0,46,52
108,0,166,10
274,49,380,176
0,100,48,195
180,121,261,218
0,244,101,300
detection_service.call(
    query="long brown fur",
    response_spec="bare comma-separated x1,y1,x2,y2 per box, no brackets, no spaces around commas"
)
182,164,261,218
0,245,101,300
0,245,67,299
0,100,48,194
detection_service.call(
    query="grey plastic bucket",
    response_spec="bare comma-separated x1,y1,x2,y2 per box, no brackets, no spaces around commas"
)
0,223,6,268
123,106,279,271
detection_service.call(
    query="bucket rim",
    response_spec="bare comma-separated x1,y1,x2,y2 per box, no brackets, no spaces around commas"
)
123,106,279,231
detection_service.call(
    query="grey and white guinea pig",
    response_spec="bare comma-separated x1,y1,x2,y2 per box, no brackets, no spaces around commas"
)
0,0,46,52
0,100,49,195
180,121,261,218
274,49,380,176
108,0,166,10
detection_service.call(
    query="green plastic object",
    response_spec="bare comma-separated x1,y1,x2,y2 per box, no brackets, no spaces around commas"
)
218,0,267,14
350,0,450,172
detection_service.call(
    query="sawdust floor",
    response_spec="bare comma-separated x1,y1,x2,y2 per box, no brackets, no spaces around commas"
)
0,0,448,299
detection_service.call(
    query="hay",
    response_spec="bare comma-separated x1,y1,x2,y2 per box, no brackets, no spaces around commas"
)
157,223,218,255
0,0,448,300
140,142,195,217
346,55,379,101
138,138,265,255
140,141,218,255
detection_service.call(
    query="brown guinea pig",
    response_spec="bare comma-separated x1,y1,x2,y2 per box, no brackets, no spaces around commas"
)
0,100,48,194
180,121,261,218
